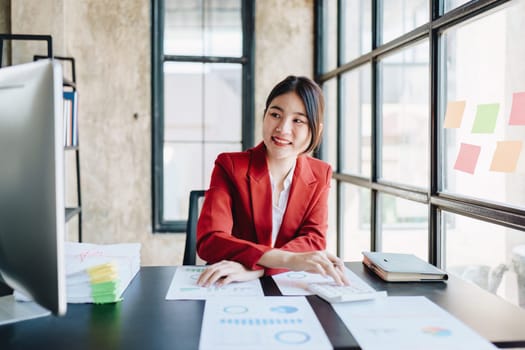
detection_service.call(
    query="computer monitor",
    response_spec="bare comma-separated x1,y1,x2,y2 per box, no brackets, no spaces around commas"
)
0,59,67,325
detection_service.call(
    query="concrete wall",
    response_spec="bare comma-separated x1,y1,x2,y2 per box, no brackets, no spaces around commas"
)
3,0,314,266
0,0,10,64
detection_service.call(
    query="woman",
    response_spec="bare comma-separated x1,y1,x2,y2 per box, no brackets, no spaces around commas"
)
196,75,348,287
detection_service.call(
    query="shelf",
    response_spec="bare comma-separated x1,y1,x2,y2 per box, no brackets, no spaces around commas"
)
65,207,82,222
63,78,76,89
1,38,82,242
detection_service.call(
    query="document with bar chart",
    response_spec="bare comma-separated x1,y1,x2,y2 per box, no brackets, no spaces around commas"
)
165,266,264,300
199,296,332,350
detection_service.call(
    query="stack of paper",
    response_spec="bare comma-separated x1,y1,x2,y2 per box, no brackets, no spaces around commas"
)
65,242,141,304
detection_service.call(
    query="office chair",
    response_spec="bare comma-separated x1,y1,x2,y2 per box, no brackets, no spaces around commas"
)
183,190,206,265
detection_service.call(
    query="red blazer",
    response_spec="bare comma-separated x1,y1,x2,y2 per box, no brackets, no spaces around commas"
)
196,142,332,275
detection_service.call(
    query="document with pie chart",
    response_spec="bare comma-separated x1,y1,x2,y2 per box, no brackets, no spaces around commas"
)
331,296,497,350
199,296,332,350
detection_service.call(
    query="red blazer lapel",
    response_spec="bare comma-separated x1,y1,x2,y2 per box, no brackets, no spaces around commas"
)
247,143,273,246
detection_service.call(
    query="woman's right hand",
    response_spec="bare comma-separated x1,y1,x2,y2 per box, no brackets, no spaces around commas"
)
258,249,349,286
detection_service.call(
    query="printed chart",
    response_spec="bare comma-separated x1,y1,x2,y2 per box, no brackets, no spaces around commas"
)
331,296,497,350
165,266,264,300
199,296,332,350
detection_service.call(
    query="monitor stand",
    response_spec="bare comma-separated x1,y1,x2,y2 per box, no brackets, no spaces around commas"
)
0,294,50,326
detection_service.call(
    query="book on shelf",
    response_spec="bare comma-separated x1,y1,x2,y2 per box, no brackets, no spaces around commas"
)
362,251,448,282
63,91,78,147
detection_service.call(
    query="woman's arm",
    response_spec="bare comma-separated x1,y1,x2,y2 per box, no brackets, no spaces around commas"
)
257,249,349,285
196,260,264,287
196,153,273,269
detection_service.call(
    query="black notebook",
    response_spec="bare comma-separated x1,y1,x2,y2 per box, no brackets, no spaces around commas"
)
362,251,448,282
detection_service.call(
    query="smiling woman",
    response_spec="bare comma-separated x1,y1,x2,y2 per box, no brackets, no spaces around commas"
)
195,76,349,288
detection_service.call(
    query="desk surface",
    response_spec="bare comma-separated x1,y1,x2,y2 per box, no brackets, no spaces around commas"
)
1,263,525,349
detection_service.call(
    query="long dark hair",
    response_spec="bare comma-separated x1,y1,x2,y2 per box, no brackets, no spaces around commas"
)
264,75,324,154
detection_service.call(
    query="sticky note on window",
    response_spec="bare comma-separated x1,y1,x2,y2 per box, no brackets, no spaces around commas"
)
471,103,499,133
454,143,481,174
443,100,466,128
489,141,522,173
509,92,525,125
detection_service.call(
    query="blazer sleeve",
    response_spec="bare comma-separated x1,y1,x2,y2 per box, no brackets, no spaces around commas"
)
196,154,272,270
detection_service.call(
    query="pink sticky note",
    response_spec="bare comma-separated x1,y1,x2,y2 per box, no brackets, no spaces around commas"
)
509,92,525,125
454,143,481,174
490,141,523,173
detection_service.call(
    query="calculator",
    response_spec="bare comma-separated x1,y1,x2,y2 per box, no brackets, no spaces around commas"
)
307,283,387,303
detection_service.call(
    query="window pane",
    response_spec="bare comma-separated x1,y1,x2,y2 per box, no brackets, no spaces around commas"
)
379,41,429,188
164,0,203,56
380,0,428,45
204,0,242,57
164,0,242,57
342,183,371,261
341,64,371,177
441,0,525,209
164,63,242,143
444,0,471,13
203,64,242,142
380,193,428,261
164,62,203,141
204,142,242,188
322,0,338,72
322,78,338,169
341,0,371,62
444,211,525,308
164,142,204,221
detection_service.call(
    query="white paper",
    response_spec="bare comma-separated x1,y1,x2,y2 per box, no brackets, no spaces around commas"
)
272,267,378,295
15,242,141,304
165,266,264,300
331,296,498,350
199,296,332,350
64,242,141,303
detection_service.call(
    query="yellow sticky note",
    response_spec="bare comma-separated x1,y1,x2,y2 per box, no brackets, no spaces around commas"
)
87,262,118,283
443,100,466,128
490,141,523,173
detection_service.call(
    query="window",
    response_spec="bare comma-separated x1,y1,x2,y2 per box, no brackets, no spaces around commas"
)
317,0,525,308
152,0,254,232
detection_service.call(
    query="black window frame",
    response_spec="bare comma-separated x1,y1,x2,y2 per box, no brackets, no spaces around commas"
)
151,0,255,232
315,0,525,265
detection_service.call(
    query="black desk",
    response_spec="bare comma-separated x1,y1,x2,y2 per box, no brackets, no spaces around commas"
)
1,263,525,349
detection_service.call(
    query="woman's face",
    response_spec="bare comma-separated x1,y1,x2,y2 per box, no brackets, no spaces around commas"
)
263,92,312,162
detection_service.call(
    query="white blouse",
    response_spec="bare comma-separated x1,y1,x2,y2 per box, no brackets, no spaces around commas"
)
269,162,296,247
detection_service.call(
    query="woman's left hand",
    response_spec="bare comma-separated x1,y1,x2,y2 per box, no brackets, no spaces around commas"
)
196,260,264,287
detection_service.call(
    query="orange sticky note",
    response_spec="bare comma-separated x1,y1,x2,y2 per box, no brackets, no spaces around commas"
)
454,143,481,174
509,92,525,125
489,141,522,173
443,100,466,128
